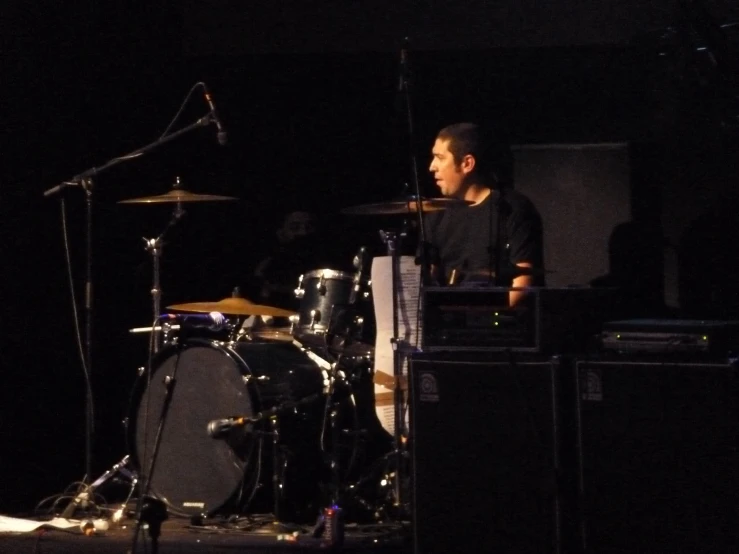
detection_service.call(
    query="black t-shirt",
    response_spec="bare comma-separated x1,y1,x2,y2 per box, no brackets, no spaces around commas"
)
423,189,544,285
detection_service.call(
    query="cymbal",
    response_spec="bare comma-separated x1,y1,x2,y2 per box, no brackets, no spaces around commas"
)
341,197,473,215
118,189,237,204
167,297,296,318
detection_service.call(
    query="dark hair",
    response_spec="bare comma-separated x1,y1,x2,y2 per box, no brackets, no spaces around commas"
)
436,122,513,187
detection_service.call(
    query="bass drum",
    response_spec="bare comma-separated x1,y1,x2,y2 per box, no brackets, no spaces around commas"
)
128,338,326,519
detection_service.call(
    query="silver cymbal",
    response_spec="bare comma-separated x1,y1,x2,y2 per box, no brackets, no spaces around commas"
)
341,197,472,215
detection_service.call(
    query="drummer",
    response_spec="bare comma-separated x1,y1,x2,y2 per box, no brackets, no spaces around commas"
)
425,122,545,304
251,209,319,311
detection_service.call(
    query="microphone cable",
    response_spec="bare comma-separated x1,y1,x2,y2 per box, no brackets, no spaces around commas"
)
157,82,203,140
60,197,95,487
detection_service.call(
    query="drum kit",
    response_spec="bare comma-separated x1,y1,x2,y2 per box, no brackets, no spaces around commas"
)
92,178,473,531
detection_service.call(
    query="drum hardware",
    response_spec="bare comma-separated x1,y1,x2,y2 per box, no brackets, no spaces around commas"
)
207,391,326,533
120,175,238,353
129,339,333,521
139,180,185,354
136,496,168,554
309,310,321,331
129,324,181,334
378,227,415,515
293,267,375,354
351,247,368,293
61,455,139,520
43,95,228,495
131,334,189,553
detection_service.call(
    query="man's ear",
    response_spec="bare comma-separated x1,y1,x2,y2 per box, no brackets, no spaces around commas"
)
460,154,476,175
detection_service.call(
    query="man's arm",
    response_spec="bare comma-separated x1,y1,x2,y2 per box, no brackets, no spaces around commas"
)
510,262,534,305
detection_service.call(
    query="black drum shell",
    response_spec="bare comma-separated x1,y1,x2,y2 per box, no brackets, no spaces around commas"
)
295,268,375,350
127,338,325,517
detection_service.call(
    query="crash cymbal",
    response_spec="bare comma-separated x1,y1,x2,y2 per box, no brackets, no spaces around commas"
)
341,197,473,215
118,189,237,204
167,297,296,318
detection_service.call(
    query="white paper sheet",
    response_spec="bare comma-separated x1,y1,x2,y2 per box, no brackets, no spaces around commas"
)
371,256,422,435
0,515,80,533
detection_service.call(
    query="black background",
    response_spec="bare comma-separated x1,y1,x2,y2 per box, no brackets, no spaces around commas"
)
1,2,738,514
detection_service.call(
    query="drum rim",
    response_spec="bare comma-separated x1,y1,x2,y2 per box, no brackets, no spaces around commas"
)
126,337,258,516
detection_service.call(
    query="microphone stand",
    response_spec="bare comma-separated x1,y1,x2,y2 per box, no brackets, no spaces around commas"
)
399,38,429,282
390,37,423,515
42,113,216,490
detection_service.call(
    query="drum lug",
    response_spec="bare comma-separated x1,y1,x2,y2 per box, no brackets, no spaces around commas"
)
310,309,321,331
317,273,327,295
242,375,252,385
294,274,305,299
354,316,365,337
137,366,145,376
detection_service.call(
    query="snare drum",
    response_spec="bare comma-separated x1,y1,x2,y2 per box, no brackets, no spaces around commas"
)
294,268,375,351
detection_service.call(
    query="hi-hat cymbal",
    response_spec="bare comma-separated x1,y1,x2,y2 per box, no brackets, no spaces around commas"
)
118,189,237,204
341,197,473,215
167,297,296,317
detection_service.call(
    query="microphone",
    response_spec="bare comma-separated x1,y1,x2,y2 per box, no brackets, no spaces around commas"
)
207,416,255,439
160,312,227,332
201,83,228,146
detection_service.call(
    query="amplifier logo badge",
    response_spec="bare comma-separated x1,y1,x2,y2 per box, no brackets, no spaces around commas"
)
582,368,603,402
419,372,439,402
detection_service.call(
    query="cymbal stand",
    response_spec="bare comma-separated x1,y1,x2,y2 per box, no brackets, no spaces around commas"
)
143,189,186,353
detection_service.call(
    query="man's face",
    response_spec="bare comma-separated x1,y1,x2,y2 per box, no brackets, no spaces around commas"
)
429,138,468,198
279,211,316,243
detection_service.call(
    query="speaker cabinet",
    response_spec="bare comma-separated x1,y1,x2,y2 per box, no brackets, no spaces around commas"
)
576,359,739,552
410,355,562,554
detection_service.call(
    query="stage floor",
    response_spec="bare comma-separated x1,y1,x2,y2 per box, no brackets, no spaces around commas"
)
0,513,410,554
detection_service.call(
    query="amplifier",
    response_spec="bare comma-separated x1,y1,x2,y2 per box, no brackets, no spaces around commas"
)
410,354,563,554
421,286,618,354
575,358,739,552
600,318,739,358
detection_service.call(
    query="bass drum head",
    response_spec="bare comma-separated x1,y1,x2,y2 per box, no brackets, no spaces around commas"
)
130,339,257,517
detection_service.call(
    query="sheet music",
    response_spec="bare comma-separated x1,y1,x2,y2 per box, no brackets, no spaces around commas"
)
371,256,422,435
